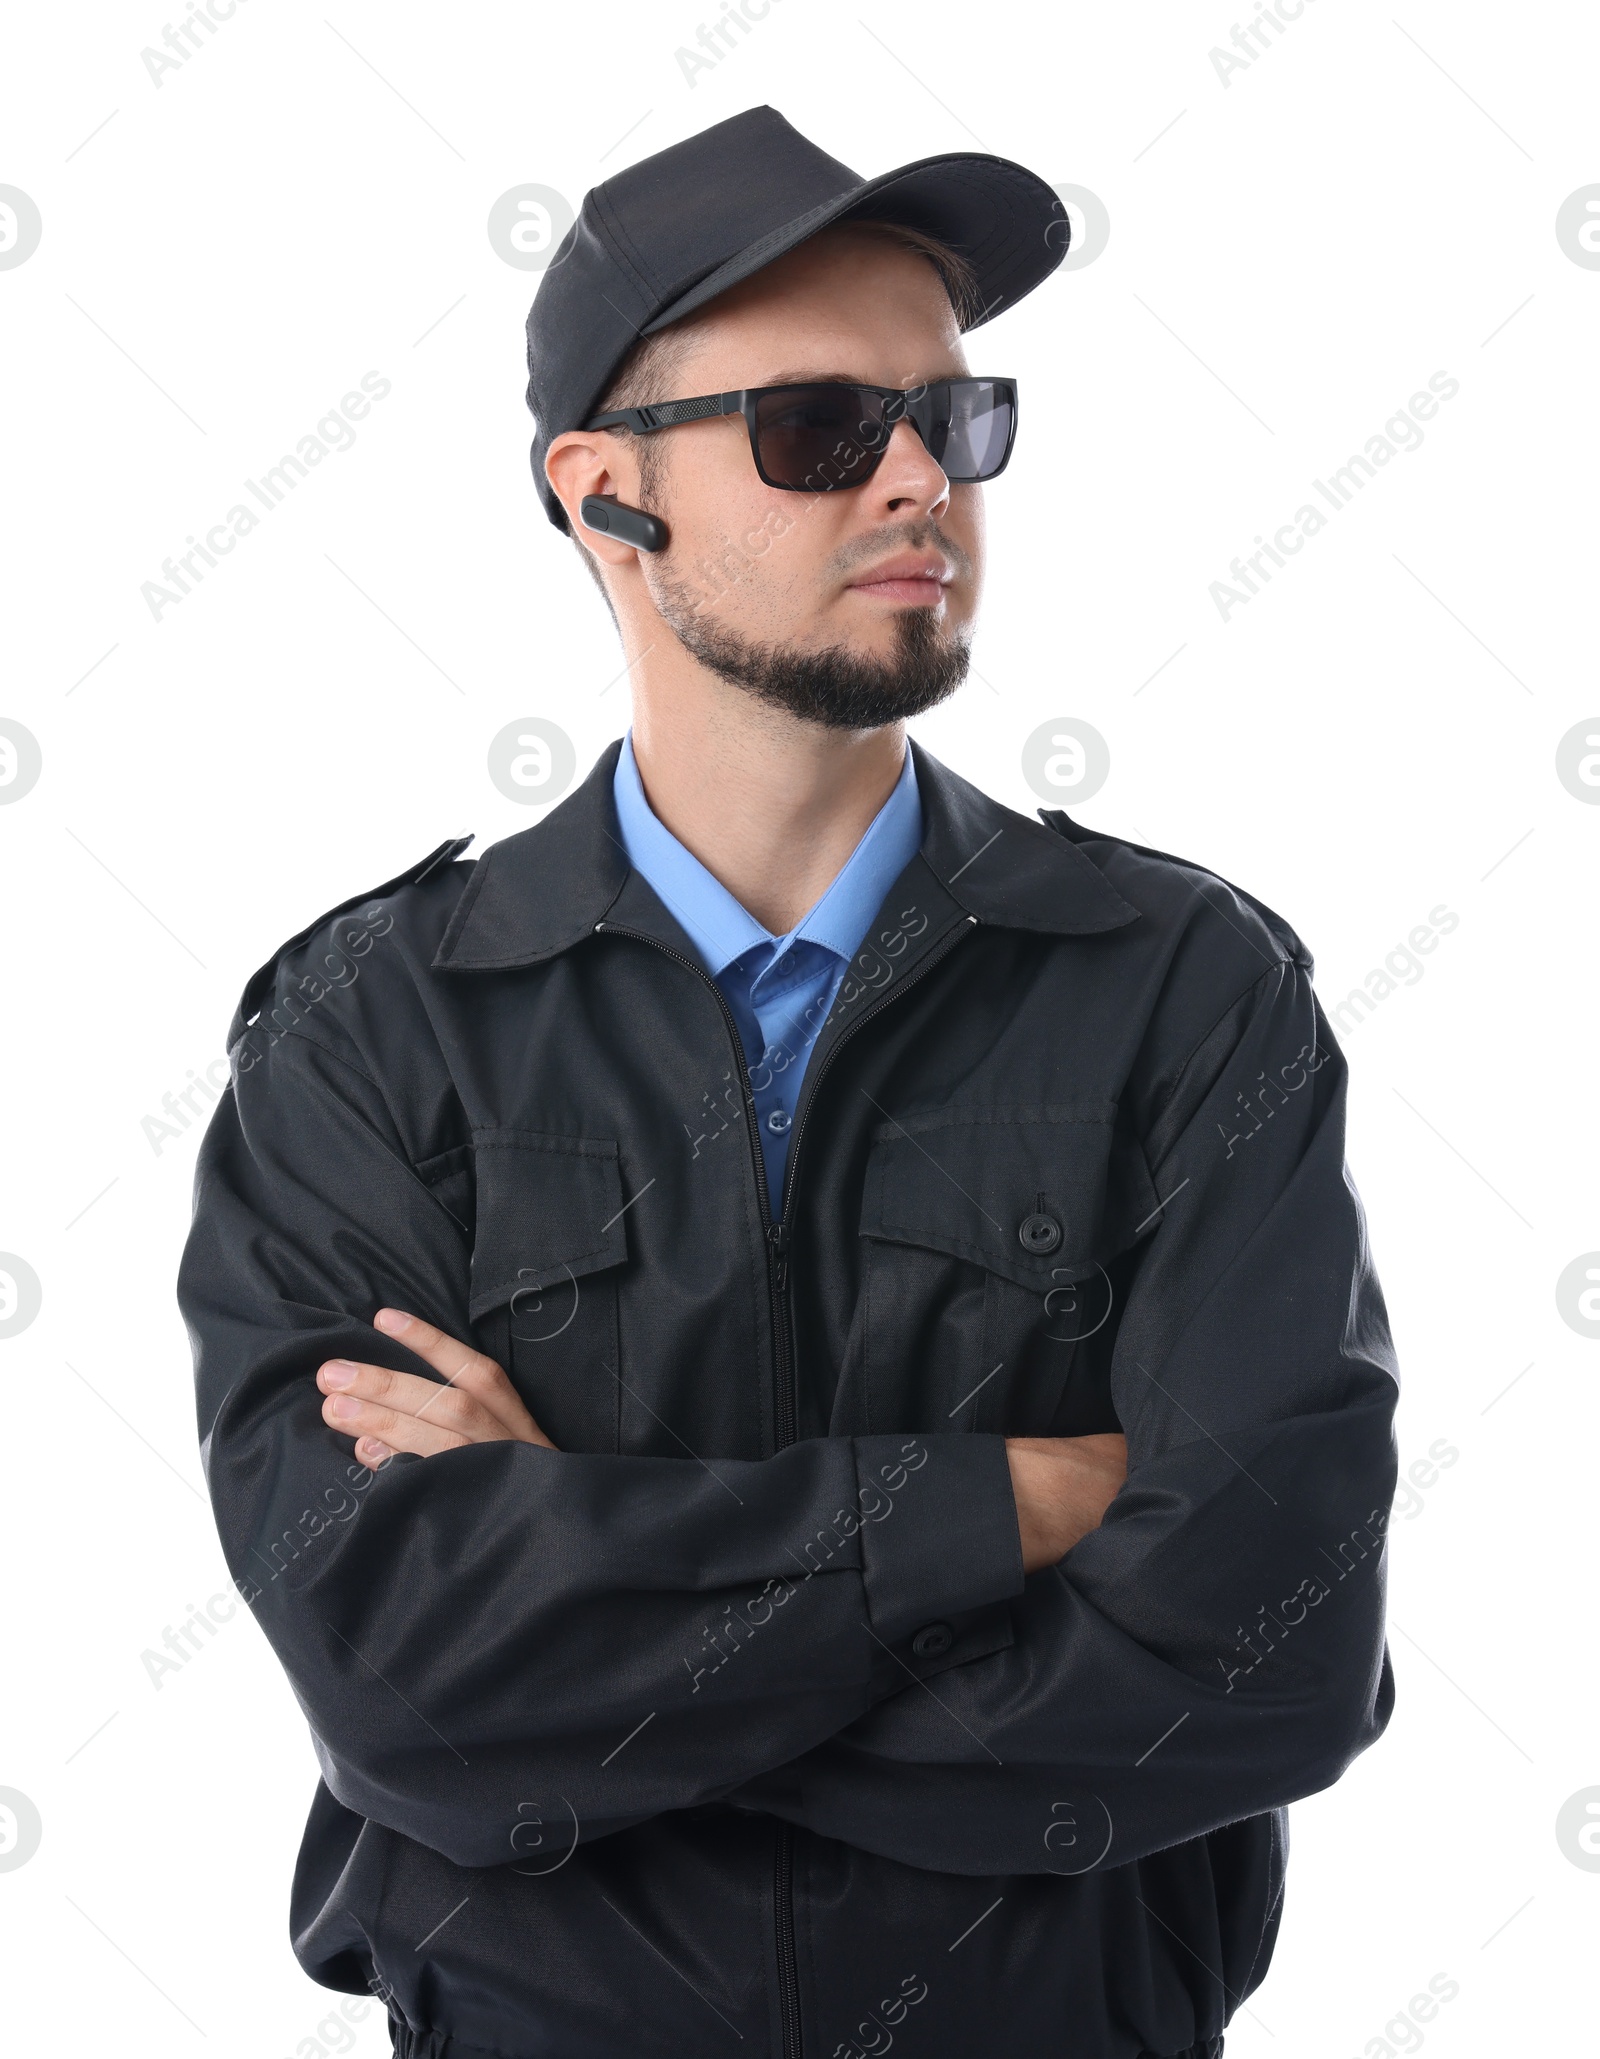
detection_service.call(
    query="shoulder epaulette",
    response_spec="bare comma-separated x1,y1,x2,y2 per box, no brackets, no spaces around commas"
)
1037,809,1310,972
227,835,474,1051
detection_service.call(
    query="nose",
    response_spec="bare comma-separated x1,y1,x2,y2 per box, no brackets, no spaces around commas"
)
868,415,951,521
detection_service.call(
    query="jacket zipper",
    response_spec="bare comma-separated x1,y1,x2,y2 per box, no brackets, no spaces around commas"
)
594,909,978,2059
774,913,979,1233
592,923,793,1441
774,1822,802,2059
592,912,977,1443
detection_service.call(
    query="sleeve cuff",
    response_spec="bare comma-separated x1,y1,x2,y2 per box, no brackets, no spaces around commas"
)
850,1433,1025,1647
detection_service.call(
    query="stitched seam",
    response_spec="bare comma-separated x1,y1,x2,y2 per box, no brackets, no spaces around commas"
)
870,1220,1085,1279
610,1283,622,1455
474,1222,612,1274
862,1240,875,1437
262,1033,470,1245
1241,1857,1288,2000
414,1142,470,1183
440,939,594,970
476,1243,608,1280
872,1108,1116,1140
590,186,657,305
472,1131,619,1162
390,2018,535,2059
471,1135,622,1278
1144,962,1285,1159
278,1025,379,1088
435,851,494,960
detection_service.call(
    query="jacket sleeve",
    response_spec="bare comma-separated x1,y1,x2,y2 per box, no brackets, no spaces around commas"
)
723,952,1401,1876
179,1021,1025,1871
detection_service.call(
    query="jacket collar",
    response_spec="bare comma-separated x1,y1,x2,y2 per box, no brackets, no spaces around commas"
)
432,735,1140,972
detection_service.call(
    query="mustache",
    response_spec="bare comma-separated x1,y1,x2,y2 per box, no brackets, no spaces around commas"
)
828,519,973,583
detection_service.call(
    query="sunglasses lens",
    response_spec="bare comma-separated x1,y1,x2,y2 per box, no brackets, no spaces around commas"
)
752,386,892,489
937,381,1014,482
748,382,1015,489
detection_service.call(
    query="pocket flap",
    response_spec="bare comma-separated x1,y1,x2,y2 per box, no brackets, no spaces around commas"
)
468,1128,628,1321
859,1103,1156,1291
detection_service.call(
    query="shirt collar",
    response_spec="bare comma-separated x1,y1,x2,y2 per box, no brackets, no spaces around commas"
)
432,734,1141,973
610,729,923,980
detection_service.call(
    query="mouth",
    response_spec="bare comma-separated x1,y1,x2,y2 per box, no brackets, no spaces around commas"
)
845,553,954,607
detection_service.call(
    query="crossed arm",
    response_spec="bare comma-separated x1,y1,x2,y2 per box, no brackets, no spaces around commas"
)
182,950,1397,1877
314,1308,1129,1575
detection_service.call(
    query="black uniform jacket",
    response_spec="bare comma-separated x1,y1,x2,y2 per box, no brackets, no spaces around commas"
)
178,737,1399,2059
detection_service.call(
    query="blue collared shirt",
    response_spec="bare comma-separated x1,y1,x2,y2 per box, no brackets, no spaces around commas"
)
612,730,923,1217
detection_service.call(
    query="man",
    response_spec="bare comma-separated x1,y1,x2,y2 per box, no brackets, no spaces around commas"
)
180,107,1398,2059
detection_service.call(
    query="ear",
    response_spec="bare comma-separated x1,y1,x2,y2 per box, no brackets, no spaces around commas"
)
545,431,646,569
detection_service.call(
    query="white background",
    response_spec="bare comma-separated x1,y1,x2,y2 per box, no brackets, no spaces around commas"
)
2,1,1597,2052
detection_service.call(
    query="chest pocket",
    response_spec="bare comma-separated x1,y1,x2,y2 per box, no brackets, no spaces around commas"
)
855,1103,1158,1437
467,1128,629,1453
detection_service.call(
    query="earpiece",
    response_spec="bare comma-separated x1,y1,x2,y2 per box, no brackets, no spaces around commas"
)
580,494,669,553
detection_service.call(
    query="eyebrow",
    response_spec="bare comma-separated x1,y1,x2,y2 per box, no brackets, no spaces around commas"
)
756,367,966,388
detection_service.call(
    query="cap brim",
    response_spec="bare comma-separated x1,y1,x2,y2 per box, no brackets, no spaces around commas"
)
640,150,1069,337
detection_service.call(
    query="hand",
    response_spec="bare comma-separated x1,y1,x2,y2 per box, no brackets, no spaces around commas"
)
1005,1433,1128,1573
317,1307,556,1467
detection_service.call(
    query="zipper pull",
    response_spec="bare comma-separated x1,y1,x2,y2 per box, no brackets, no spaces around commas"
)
766,1221,790,1292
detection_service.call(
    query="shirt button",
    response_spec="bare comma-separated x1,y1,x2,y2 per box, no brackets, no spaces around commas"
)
1018,1211,1062,1255
766,1109,792,1135
911,1622,953,1659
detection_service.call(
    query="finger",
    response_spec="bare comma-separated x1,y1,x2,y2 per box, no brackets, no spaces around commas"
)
373,1308,555,1448
320,1388,472,1459
318,1358,511,1444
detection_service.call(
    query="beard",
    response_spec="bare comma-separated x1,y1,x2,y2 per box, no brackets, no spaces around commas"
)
647,564,971,731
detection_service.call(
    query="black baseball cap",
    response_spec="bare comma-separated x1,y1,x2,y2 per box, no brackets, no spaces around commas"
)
524,105,1070,533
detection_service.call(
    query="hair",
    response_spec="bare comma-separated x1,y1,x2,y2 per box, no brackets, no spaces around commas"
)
567,219,981,615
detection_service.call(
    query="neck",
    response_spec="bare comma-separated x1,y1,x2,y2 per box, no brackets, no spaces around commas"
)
628,668,906,938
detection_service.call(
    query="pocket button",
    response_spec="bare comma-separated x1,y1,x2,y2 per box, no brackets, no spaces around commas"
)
911,1622,954,1659
1017,1211,1063,1255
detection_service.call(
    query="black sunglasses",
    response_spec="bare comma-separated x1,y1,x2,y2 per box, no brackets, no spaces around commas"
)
583,378,1018,492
